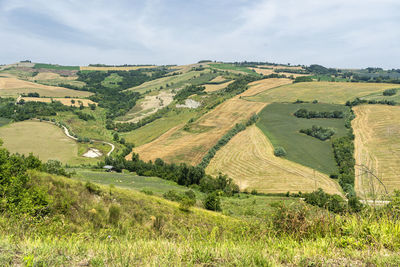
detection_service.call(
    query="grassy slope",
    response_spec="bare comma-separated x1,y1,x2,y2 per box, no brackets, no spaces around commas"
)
207,125,342,194
246,81,400,104
209,63,260,76
256,103,350,175
353,105,400,196
121,109,198,146
1,171,400,266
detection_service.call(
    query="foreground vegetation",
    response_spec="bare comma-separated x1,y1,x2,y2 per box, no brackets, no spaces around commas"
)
1,142,400,265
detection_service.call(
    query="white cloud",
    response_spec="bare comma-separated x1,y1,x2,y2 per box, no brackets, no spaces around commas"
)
0,0,399,68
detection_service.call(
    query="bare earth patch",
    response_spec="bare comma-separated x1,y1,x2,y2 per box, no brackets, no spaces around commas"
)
83,148,103,158
176,99,201,109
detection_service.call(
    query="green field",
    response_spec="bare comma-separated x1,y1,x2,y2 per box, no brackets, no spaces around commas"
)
256,103,350,175
121,109,198,146
34,63,80,70
0,120,107,165
247,81,400,104
127,70,210,94
209,63,260,76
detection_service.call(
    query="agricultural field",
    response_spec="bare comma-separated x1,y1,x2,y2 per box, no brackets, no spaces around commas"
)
30,72,86,88
206,125,342,194
360,88,400,102
80,65,157,71
204,80,234,92
352,105,400,196
0,76,92,98
241,78,292,97
21,97,96,107
101,73,124,88
0,120,78,163
34,63,79,70
256,102,350,175
246,81,400,104
209,63,260,76
121,109,198,146
0,120,108,165
126,70,209,94
131,97,266,164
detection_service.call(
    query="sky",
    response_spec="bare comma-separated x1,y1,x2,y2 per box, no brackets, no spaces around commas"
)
0,0,399,68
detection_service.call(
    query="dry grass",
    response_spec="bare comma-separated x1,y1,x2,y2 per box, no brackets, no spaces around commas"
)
0,77,92,98
247,82,400,104
21,97,96,107
80,66,157,71
353,105,400,196
240,78,292,97
131,98,266,165
206,125,342,194
204,80,234,92
31,72,76,80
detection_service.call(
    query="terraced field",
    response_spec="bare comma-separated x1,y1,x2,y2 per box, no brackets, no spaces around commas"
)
206,125,342,194
131,98,266,165
0,77,91,97
353,105,400,196
246,82,400,104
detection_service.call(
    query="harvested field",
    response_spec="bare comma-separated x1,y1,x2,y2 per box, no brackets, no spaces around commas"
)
240,78,292,97
204,80,234,92
353,105,400,196
131,98,266,165
247,82,400,104
0,77,92,97
21,97,96,107
80,66,157,71
206,125,342,194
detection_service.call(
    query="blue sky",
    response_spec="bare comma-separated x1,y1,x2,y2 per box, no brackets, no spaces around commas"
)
0,0,399,68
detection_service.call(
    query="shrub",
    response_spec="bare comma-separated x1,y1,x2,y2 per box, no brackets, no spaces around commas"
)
108,204,121,225
179,197,196,212
85,182,102,195
300,125,335,141
203,192,221,211
274,147,287,157
383,89,397,96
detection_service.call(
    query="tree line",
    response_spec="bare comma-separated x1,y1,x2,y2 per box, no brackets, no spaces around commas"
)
294,109,344,119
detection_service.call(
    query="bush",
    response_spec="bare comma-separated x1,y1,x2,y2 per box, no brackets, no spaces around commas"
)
303,188,347,213
274,147,287,157
108,204,121,225
203,192,221,211
179,197,196,212
383,89,397,96
85,182,102,195
300,125,335,141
